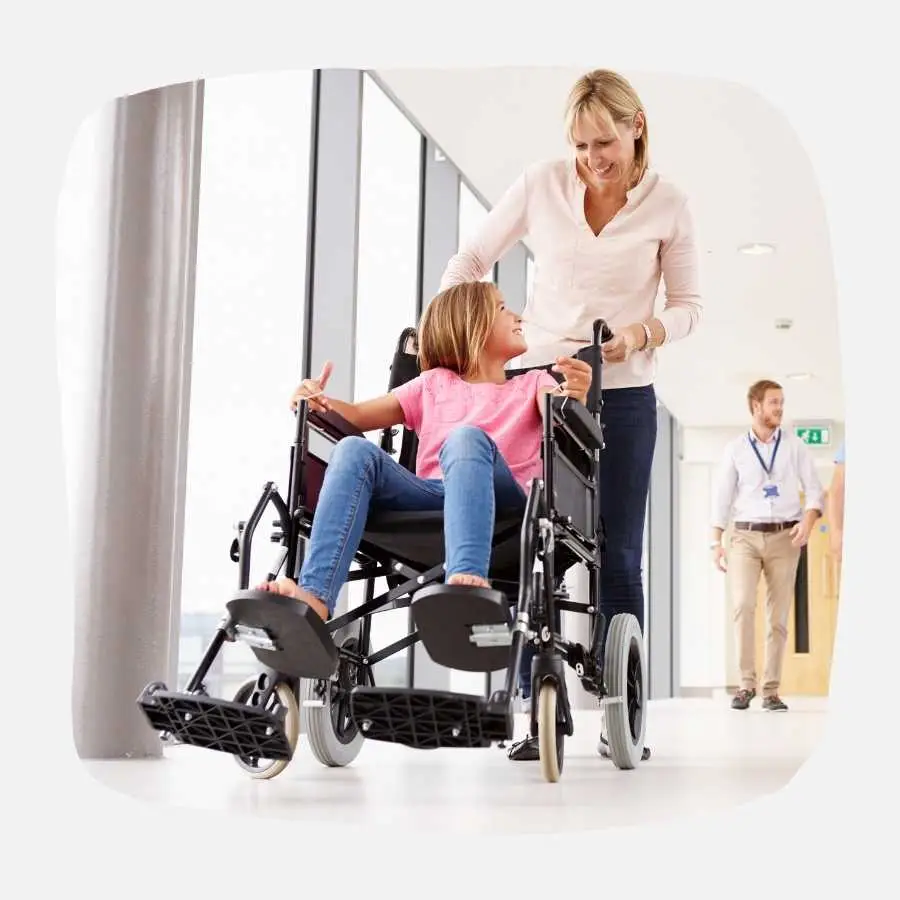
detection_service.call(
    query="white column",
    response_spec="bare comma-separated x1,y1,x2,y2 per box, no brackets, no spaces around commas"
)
67,82,203,758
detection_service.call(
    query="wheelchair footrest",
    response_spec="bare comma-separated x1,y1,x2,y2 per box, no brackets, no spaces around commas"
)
411,584,511,672
137,683,293,761
225,589,338,679
349,686,512,749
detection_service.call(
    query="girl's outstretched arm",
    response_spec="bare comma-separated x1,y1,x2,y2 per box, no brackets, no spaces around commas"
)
290,360,405,432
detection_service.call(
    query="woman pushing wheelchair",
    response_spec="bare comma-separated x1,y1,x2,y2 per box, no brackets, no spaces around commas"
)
439,68,703,761
256,280,592,622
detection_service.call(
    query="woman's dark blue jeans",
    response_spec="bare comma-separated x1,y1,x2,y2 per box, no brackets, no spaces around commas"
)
518,383,658,699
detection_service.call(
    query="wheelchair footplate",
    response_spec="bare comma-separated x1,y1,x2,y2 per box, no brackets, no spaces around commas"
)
411,584,511,672
349,686,513,749
137,681,293,761
225,589,338,679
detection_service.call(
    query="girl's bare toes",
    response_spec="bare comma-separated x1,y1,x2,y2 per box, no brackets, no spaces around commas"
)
447,573,491,588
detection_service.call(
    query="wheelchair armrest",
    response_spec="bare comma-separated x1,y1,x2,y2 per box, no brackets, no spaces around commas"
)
550,396,604,453
306,407,364,443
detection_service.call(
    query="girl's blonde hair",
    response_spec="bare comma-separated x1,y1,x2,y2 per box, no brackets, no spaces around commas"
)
418,281,500,378
564,69,649,188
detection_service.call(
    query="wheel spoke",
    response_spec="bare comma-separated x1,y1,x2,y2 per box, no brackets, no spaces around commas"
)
626,642,643,738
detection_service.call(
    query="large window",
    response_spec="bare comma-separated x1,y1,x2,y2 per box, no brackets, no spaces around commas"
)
178,71,313,700
349,74,423,686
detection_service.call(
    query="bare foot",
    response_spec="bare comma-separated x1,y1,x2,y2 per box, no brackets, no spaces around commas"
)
256,577,330,621
447,573,491,589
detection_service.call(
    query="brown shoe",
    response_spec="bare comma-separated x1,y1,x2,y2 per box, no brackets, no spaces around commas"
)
762,694,788,711
731,688,756,710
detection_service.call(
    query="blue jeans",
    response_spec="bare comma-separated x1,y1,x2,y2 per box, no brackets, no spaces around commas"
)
298,427,527,615
519,384,658,697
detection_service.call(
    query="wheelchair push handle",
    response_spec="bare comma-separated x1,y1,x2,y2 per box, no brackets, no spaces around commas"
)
583,319,612,418
592,319,613,346
395,326,417,356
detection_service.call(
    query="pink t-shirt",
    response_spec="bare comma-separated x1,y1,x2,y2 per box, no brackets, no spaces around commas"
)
392,367,559,491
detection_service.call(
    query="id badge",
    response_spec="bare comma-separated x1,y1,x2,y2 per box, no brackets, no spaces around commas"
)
762,483,780,500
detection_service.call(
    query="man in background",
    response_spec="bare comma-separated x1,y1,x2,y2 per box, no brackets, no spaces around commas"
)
709,380,824,712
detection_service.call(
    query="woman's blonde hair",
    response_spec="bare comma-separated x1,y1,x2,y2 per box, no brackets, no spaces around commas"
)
418,281,500,378
564,69,649,188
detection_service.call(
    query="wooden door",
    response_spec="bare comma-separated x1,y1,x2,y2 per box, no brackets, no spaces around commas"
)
752,498,840,695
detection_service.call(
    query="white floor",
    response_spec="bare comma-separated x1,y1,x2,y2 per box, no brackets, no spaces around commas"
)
84,695,828,835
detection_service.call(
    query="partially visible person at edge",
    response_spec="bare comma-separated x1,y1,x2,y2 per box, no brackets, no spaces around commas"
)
827,440,845,564
438,68,703,762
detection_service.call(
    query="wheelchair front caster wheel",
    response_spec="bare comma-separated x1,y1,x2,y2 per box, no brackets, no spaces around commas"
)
537,681,565,783
231,678,299,780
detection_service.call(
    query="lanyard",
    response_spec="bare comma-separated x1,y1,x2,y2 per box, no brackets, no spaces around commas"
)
748,430,781,477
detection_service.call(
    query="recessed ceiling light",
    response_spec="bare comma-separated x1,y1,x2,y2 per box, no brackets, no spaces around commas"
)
738,242,776,255
785,372,813,380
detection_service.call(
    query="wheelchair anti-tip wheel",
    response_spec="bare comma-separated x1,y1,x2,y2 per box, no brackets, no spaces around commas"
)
537,681,565,783
602,613,647,770
231,676,300,779
302,633,366,768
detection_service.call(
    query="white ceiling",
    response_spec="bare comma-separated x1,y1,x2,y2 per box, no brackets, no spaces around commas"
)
374,66,844,430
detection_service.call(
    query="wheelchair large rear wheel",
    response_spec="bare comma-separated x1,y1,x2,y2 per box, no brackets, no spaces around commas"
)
537,681,565,783
602,613,647,770
231,677,300,780
302,633,365,767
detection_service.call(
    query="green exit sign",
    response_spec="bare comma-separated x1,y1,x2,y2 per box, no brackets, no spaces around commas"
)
795,425,831,446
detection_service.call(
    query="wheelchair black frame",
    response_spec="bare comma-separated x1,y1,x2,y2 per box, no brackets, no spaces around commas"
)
178,318,616,739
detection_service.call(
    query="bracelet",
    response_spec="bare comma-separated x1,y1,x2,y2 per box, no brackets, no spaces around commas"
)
640,321,653,350
709,541,721,550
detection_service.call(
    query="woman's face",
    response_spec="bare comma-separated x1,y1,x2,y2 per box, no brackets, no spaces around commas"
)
571,110,642,190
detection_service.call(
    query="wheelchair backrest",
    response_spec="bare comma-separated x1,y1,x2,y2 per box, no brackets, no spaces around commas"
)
379,326,601,475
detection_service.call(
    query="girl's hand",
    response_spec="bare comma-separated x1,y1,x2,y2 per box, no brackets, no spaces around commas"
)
551,356,592,403
290,360,333,414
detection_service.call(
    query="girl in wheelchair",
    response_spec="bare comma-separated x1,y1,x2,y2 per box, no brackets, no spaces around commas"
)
255,281,591,621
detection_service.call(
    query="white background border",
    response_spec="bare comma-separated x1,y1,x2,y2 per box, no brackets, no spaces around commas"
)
2,0,893,894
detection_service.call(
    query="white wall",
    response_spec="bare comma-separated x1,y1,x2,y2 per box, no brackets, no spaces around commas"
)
677,421,844,692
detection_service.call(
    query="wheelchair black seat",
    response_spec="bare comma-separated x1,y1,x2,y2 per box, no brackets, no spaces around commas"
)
359,508,525,579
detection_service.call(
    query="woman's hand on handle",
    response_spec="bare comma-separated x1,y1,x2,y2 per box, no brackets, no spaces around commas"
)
600,326,642,365
290,360,334,415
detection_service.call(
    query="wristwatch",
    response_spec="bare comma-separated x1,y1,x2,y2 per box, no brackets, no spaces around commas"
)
709,541,721,550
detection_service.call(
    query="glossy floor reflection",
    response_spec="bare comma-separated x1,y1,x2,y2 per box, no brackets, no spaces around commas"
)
84,696,828,834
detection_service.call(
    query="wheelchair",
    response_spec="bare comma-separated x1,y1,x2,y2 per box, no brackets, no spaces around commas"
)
137,317,648,784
